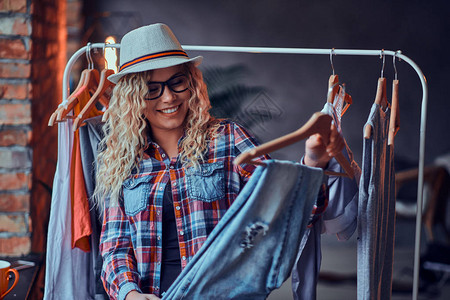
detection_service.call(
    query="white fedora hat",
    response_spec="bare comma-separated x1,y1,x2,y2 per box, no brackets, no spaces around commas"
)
108,23,202,84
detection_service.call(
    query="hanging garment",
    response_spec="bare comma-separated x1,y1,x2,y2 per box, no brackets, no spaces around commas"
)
291,102,360,300
72,88,103,250
45,88,103,299
79,115,108,299
72,135,92,251
162,160,323,299
44,119,91,300
357,103,396,300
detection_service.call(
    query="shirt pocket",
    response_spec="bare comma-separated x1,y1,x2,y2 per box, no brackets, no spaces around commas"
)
186,161,225,203
122,175,153,216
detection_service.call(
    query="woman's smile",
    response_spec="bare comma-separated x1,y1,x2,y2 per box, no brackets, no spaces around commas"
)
158,104,181,115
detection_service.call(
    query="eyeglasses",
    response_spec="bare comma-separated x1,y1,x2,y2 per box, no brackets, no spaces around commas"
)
145,74,190,100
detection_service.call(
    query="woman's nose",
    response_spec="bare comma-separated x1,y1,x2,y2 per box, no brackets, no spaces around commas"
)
160,85,176,102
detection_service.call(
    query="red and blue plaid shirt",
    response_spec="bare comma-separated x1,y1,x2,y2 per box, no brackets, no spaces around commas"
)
100,120,328,299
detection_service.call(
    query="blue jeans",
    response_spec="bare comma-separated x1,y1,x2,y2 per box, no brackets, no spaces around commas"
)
162,160,324,299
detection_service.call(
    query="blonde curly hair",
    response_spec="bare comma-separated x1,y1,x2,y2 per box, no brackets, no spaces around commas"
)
94,62,220,209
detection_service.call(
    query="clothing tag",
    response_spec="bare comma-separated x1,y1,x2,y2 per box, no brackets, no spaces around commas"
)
333,85,345,129
331,84,345,132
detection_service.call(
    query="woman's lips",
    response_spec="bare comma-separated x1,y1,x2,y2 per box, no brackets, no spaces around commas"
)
159,104,180,114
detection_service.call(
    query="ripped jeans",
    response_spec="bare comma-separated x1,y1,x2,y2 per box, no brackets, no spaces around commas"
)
162,160,324,300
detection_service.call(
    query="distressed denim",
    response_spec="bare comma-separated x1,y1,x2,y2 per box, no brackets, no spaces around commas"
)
162,160,324,300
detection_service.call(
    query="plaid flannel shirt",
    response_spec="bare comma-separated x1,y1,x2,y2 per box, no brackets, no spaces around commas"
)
100,120,328,299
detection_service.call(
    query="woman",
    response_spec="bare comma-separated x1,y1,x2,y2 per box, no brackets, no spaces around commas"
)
95,24,349,300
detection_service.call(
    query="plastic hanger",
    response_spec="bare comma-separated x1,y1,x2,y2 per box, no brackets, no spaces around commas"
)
73,67,115,131
364,50,390,139
388,52,400,145
233,112,355,178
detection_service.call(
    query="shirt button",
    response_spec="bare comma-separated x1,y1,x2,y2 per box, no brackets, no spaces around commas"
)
176,206,181,211
157,236,161,240
179,231,184,236
182,256,186,260
155,286,159,290
169,166,174,169
157,210,161,215
159,186,164,191
162,154,166,158
173,181,177,186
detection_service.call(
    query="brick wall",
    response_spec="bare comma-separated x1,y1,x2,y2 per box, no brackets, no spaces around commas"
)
30,0,66,255
0,0,67,257
0,0,33,256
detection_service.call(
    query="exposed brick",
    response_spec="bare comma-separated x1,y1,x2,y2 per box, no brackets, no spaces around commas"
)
0,129,31,146
0,16,30,36
13,17,30,36
0,62,31,78
0,0,27,13
0,193,29,212
0,214,27,233
0,82,31,99
0,148,32,169
0,236,31,256
0,173,31,190
0,103,31,125
0,39,29,59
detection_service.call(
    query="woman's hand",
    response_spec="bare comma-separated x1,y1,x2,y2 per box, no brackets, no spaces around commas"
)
304,123,345,169
126,291,161,300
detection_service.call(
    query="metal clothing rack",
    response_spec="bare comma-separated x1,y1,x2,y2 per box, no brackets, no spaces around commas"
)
61,43,428,300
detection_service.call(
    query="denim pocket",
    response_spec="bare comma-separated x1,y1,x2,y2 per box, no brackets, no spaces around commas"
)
122,175,153,216
186,161,225,202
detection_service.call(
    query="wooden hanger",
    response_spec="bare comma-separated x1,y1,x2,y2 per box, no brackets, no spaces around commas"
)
55,68,100,122
327,49,352,117
233,112,355,178
73,69,115,131
327,74,340,103
48,70,88,126
364,77,389,139
326,74,353,117
365,51,392,139
388,53,401,145
388,79,400,145
49,43,103,126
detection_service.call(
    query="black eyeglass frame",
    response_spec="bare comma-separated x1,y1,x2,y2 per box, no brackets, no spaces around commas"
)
145,74,190,100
